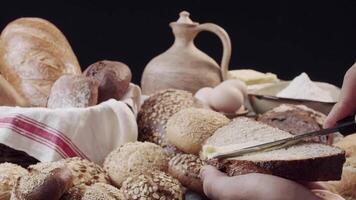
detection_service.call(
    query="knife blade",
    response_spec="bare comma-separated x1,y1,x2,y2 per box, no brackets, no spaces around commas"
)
210,114,356,159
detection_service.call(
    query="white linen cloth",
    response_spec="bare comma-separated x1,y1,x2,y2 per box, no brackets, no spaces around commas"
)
0,84,140,165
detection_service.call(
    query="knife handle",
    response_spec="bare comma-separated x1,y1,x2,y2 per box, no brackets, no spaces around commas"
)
336,114,356,136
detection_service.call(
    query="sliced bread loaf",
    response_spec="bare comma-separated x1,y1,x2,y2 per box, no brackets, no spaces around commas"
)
203,117,345,181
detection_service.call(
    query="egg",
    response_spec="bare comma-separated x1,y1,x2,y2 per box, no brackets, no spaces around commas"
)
220,79,248,98
209,84,244,113
194,87,213,108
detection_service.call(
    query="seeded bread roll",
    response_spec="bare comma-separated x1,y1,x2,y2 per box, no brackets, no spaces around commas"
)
10,167,73,200
84,60,132,103
47,75,99,108
61,183,125,200
0,163,28,200
168,154,204,194
321,134,356,200
121,170,183,200
137,89,203,156
103,142,168,187
29,157,110,187
167,108,230,154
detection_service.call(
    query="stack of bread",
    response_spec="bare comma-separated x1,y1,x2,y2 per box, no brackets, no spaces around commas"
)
0,18,133,109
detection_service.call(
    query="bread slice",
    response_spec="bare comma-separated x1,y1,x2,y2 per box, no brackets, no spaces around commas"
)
203,117,345,181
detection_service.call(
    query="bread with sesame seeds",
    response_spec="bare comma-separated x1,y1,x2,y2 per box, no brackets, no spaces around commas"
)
103,142,169,187
137,89,203,156
121,170,183,200
0,163,28,200
168,154,204,194
10,167,73,200
28,157,110,188
166,108,230,154
60,183,125,200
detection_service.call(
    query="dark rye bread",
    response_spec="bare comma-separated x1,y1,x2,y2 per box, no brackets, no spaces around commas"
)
0,143,39,168
203,117,345,181
257,104,328,143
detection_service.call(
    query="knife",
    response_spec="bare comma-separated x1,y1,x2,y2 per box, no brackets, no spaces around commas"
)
210,114,356,159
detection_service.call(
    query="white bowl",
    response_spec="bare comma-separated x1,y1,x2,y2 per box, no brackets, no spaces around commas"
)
248,81,340,115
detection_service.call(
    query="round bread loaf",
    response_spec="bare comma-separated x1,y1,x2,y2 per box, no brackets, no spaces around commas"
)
103,142,168,187
321,134,356,200
29,157,110,187
47,75,99,108
121,170,183,200
168,154,204,194
0,17,81,107
0,163,28,200
61,183,125,200
166,108,230,154
137,89,203,155
10,167,73,200
84,60,132,103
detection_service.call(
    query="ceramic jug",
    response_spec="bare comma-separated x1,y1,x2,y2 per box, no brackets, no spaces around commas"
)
141,11,231,95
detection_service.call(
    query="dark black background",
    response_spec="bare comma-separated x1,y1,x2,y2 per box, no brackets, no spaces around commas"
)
0,0,355,86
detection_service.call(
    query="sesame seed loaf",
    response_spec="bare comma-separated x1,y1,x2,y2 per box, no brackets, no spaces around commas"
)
166,108,230,154
61,183,125,200
10,167,73,200
168,154,205,194
137,89,203,156
29,157,110,187
103,142,169,187
204,117,345,181
0,163,28,200
121,170,183,200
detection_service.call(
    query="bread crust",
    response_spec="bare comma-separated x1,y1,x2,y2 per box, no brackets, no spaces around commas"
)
208,152,345,181
0,18,81,107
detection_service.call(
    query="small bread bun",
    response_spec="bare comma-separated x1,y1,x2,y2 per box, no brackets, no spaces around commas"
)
168,154,204,193
166,108,230,154
84,60,132,103
103,142,168,187
61,183,125,200
0,163,28,200
137,89,203,155
121,170,183,200
10,167,73,200
47,75,99,108
29,157,110,187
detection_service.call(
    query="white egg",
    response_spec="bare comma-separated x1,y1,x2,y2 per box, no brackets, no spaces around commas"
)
209,84,244,113
220,80,248,98
195,87,213,108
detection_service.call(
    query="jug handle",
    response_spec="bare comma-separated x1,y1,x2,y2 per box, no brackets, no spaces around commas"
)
196,23,231,81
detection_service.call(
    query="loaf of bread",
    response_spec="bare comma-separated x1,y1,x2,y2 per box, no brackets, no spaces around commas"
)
166,108,230,154
0,163,28,200
0,18,81,107
0,75,28,107
10,167,73,200
0,144,39,168
137,89,203,155
121,170,183,200
47,75,99,108
61,183,125,200
321,134,356,200
103,142,168,187
29,157,110,188
84,60,132,103
168,154,204,194
203,117,345,181
257,104,330,143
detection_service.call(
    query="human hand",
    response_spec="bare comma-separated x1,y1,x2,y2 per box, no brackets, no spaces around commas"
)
200,165,320,200
324,63,356,129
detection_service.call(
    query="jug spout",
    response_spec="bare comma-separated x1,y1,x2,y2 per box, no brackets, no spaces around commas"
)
169,11,199,46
